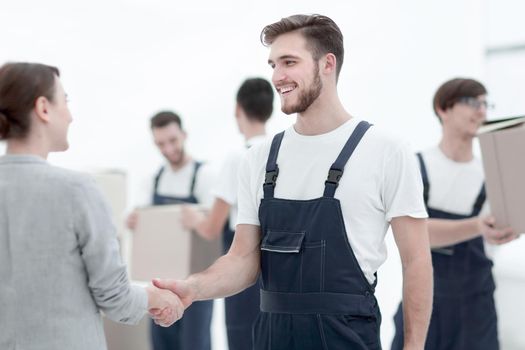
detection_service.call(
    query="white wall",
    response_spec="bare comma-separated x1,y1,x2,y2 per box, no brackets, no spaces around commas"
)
2,0,522,348
486,0,525,117
0,0,489,201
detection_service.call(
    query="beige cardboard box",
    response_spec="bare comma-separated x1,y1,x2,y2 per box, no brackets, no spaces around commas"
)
478,116,525,233
89,170,128,238
88,174,222,350
130,204,222,282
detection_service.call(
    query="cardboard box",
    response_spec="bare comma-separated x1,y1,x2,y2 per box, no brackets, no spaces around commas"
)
130,205,222,282
89,170,131,262
478,116,525,233
91,170,127,235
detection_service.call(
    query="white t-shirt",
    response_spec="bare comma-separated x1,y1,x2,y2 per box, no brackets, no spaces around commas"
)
213,135,268,231
137,160,215,208
419,146,489,216
419,146,494,257
237,118,428,284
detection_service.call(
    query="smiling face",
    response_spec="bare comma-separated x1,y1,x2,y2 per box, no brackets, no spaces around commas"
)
152,122,187,167
268,31,323,115
439,95,488,138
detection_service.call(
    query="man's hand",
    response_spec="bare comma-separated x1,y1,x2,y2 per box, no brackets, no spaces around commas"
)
181,205,205,231
146,285,184,327
181,200,231,241
149,278,197,323
478,215,519,245
126,210,139,231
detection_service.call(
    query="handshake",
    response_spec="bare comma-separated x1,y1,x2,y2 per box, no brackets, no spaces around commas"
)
145,278,194,327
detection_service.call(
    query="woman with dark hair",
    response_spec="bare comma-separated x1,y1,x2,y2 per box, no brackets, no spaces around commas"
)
0,62,183,350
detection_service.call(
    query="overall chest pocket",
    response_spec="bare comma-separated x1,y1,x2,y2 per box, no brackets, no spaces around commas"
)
261,230,326,292
261,230,305,253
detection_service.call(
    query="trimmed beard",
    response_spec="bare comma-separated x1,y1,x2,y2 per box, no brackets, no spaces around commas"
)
167,148,185,167
281,64,322,115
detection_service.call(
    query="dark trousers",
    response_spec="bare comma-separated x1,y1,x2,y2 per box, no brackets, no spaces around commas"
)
150,300,213,350
224,281,261,350
392,291,498,350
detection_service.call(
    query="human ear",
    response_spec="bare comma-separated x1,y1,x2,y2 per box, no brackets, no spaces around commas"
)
34,96,51,123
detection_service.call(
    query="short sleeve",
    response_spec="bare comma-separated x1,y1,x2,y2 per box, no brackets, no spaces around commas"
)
236,149,261,227
194,163,218,209
213,151,242,205
382,143,428,221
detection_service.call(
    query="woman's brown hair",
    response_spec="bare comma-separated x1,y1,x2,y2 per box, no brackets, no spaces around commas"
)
0,62,60,140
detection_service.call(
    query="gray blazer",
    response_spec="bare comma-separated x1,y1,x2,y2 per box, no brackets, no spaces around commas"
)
0,155,147,350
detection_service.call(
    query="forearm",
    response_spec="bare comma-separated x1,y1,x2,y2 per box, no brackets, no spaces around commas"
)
187,249,260,301
428,217,480,247
99,280,148,325
84,232,147,322
76,180,147,324
402,252,433,349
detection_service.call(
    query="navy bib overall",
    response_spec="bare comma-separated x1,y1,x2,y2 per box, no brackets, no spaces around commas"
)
150,162,214,350
254,121,382,350
391,153,498,350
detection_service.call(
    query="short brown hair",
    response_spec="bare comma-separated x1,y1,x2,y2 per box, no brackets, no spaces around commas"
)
150,111,183,130
433,78,487,117
0,62,60,140
261,14,344,79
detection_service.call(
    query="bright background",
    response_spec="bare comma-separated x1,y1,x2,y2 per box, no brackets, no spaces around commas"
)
2,0,524,348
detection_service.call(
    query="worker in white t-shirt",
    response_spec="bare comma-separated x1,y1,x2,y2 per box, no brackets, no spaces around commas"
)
151,14,433,350
392,78,519,350
126,111,215,350
181,78,274,350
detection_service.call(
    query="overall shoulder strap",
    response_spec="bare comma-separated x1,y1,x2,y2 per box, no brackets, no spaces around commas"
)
263,131,285,199
471,184,486,216
416,152,430,206
323,121,372,198
189,161,203,197
153,166,165,193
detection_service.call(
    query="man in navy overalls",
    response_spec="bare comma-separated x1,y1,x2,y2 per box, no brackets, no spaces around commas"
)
152,15,433,350
181,78,274,350
126,111,214,350
391,78,518,350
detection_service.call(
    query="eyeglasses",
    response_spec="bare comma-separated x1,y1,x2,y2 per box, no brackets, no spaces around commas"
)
457,97,494,111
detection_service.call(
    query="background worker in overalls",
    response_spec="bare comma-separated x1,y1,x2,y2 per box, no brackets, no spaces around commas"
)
126,111,215,350
391,78,519,350
181,77,274,350
152,14,433,350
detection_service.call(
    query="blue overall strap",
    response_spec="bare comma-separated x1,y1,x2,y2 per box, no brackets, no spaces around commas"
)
152,166,165,202
323,121,372,198
416,152,430,206
263,131,285,199
471,184,486,216
189,161,203,198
